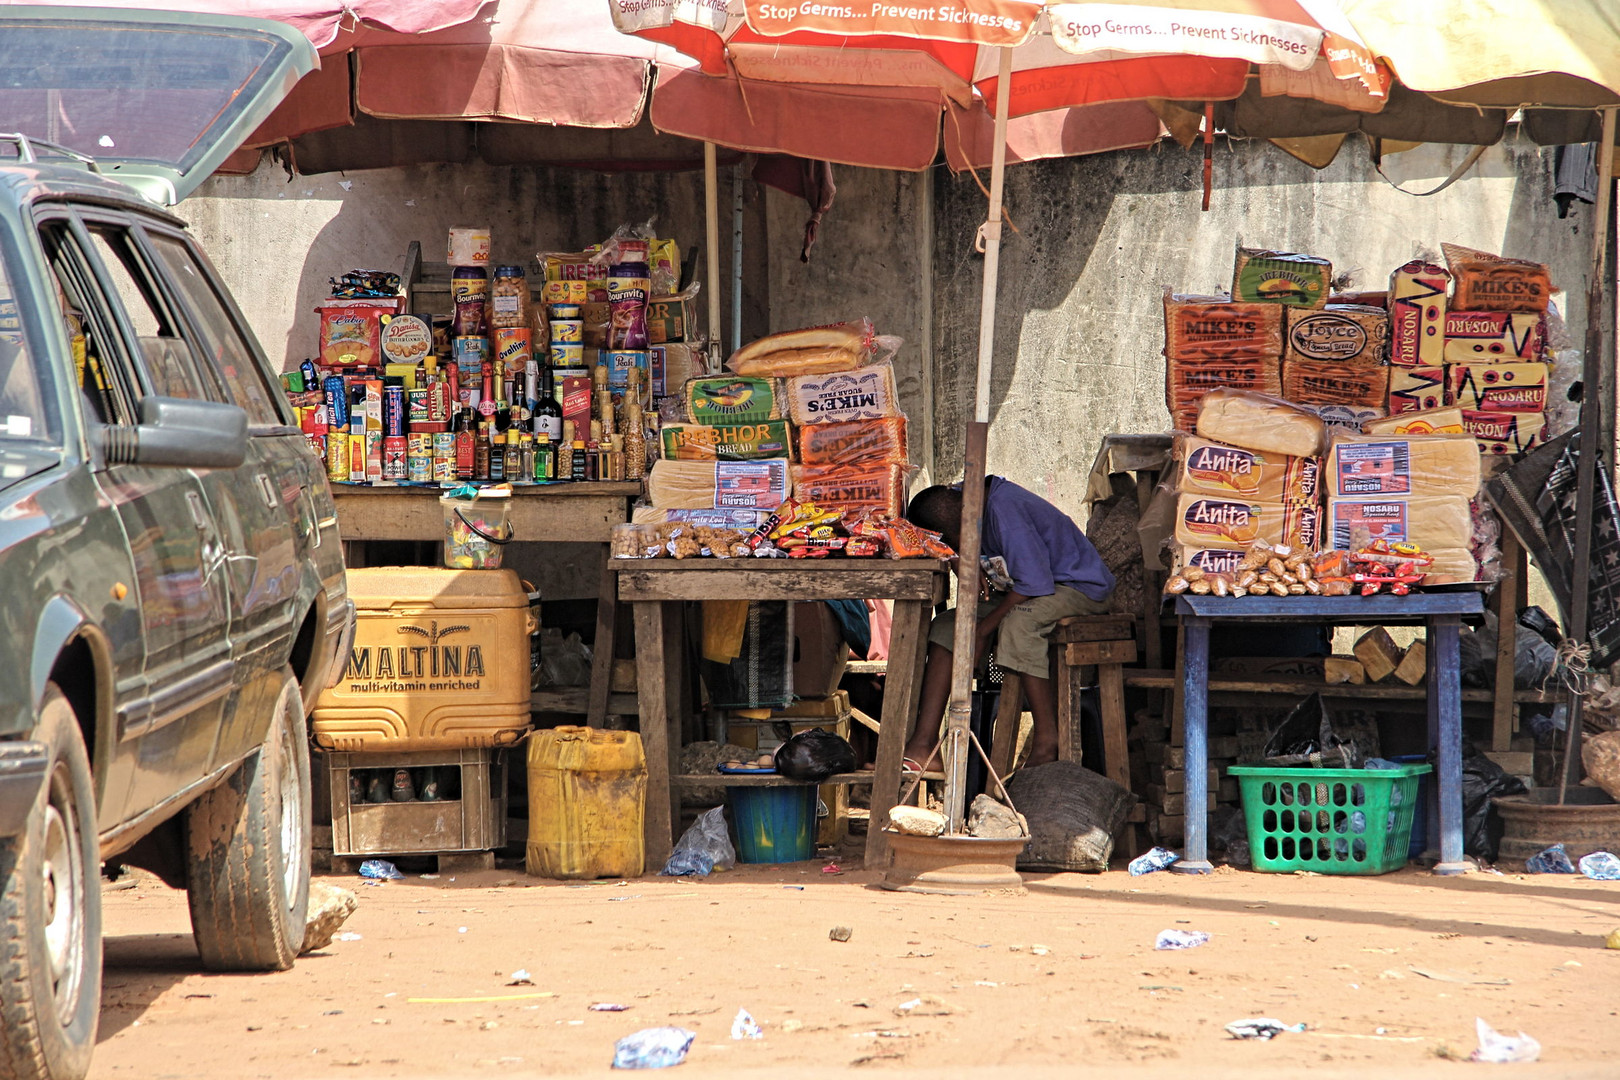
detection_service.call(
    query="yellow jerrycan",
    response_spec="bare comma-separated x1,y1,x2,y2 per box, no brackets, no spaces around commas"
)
526,726,647,879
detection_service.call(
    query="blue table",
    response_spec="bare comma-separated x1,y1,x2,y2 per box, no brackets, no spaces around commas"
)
1174,592,1485,876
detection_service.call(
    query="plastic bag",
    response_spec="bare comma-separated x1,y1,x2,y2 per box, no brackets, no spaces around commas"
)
774,728,856,783
612,1027,695,1069
1525,843,1576,874
726,318,901,378
1262,693,1363,768
661,807,735,876
1578,851,1620,880
536,629,592,689
1470,1018,1540,1064
1461,743,1527,860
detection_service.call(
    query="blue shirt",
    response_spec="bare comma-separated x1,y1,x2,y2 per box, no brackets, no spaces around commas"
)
980,476,1116,603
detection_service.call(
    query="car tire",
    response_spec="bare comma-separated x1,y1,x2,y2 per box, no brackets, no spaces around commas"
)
185,667,310,972
0,684,101,1080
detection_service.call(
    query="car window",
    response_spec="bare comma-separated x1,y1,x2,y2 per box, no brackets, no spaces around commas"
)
144,232,283,426
38,221,137,428
84,225,207,401
0,241,58,444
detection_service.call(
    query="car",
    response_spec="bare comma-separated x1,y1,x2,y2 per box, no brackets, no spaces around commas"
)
0,9,348,1079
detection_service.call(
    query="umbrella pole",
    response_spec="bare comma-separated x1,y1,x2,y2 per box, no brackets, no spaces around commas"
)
1559,106,1618,803
705,141,723,368
943,46,1013,834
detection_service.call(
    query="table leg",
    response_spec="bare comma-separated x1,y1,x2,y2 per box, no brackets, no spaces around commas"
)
1430,615,1469,875
1421,624,1441,863
586,556,618,727
866,598,931,869
1173,615,1213,873
634,601,678,872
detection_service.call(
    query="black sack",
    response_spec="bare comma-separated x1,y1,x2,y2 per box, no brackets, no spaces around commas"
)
1461,743,1527,861
1262,692,1363,768
774,728,857,782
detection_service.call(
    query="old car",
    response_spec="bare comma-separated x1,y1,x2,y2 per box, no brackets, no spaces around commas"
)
0,8,349,1078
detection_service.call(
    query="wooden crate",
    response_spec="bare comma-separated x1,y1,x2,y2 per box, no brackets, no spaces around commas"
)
329,748,506,857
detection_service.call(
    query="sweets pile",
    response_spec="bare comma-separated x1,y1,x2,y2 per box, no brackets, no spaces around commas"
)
613,499,953,561
1164,242,1561,458
632,320,913,548
1165,537,1439,599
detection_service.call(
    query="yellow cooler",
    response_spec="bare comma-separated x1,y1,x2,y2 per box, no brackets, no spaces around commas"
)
313,567,536,751
526,726,647,879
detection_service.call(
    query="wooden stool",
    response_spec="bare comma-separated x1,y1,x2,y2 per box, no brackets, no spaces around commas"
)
989,613,1136,791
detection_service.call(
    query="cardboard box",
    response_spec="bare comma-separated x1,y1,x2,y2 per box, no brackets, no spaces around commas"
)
793,601,850,699
1442,310,1546,363
647,293,696,344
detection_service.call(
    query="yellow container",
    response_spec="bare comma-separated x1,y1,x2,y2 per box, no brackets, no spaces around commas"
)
526,726,647,879
313,567,536,751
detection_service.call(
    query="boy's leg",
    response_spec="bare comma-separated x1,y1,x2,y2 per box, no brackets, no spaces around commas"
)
904,603,992,767
992,586,1109,767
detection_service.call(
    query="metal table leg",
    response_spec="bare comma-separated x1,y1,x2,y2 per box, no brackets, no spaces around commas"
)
1421,621,1441,864
1430,614,1469,875
1173,614,1213,873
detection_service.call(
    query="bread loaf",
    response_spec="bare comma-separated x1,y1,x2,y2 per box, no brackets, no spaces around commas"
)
1423,547,1479,586
1444,244,1552,314
797,417,907,466
1389,261,1449,366
1166,355,1282,431
1325,494,1473,550
1282,359,1389,410
790,463,907,518
786,364,901,425
1173,433,1320,501
646,458,790,510
1445,363,1550,413
728,323,866,375
1387,365,1446,414
1284,305,1389,364
1232,248,1331,309
1170,544,1248,577
1173,492,1320,549
632,506,775,529
1463,410,1548,456
684,376,783,425
1195,389,1326,457
659,420,794,461
1326,432,1480,498
1443,310,1547,363
1362,406,1466,436
1163,292,1284,357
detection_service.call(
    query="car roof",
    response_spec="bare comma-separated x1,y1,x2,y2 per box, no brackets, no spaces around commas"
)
0,159,186,228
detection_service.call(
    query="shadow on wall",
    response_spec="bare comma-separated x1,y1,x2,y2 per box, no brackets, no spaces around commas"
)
928,131,1590,489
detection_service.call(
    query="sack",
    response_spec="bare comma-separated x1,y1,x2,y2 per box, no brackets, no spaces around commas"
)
1004,761,1135,872
774,728,857,782
660,807,736,877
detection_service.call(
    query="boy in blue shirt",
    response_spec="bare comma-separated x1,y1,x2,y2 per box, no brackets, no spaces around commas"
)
902,477,1116,769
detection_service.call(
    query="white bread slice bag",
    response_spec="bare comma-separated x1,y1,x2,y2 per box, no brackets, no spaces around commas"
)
1195,388,1326,459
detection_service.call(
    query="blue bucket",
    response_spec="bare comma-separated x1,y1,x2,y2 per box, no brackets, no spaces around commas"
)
1393,754,1431,857
726,784,817,864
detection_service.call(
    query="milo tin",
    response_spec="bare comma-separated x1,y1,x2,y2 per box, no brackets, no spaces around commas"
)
407,433,433,482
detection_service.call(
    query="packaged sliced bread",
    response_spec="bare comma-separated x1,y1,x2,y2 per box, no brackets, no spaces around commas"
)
786,363,901,425
659,420,794,461
1443,243,1552,314
1172,433,1320,502
1162,291,1284,357
1446,363,1550,413
683,376,783,426
646,458,790,511
1324,494,1473,551
1387,365,1446,414
1422,547,1478,586
1282,358,1389,410
1326,432,1480,498
1166,354,1282,431
1362,406,1466,436
1195,389,1326,458
1284,305,1389,365
789,462,907,518
1232,247,1331,309
797,417,907,466
1172,492,1320,550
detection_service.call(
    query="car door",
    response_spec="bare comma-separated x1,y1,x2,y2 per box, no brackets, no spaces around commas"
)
39,213,232,821
136,222,304,769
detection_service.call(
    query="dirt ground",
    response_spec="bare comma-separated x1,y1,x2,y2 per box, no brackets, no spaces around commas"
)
90,851,1619,1080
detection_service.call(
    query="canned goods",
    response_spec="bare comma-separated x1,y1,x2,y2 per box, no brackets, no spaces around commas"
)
495,327,532,372
327,431,349,482
453,335,489,365
550,342,584,368
408,387,430,424
432,432,457,482
383,384,406,437
407,433,433,482
383,435,407,481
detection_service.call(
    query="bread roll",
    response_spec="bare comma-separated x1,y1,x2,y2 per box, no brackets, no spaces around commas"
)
729,325,864,373
729,344,863,377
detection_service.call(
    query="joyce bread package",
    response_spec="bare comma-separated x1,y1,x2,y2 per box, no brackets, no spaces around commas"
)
1283,305,1388,365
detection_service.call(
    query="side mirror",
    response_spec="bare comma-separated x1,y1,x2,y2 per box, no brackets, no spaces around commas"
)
101,396,248,469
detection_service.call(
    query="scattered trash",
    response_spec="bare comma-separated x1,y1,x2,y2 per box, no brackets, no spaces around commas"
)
853,1030,913,1039
783,885,804,890
335,932,362,942
730,1009,763,1040
1525,844,1577,874
1030,945,1051,957
829,926,853,942
358,859,404,880
1155,929,1210,951
780,1019,803,1033
1578,851,1620,880
1409,967,1511,986
661,807,736,877
893,995,955,1017
822,863,844,874
591,1003,632,1012
508,970,533,986
612,1027,695,1070
1129,847,1181,876
1607,929,1620,950
1470,1018,1540,1063
1225,1018,1306,1040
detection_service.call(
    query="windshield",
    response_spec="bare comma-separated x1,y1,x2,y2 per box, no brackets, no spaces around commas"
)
0,18,298,174
0,246,55,445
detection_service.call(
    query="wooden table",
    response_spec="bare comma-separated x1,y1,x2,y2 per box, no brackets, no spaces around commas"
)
614,558,949,869
333,482,642,725
1175,592,1484,877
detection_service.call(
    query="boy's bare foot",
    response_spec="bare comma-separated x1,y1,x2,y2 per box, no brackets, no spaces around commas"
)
1022,744,1059,768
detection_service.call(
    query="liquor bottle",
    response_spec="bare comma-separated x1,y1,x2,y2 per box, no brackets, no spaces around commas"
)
571,439,587,482
536,433,553,481
474,420,492,481
519,433,535,484
454,407,475,480
535,368,563,442
503,430,521,482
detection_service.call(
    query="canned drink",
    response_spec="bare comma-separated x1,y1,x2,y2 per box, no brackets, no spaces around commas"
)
383,435,407,481
407,433,433,482
326,431,349,482
383,384,406,437
432,432,457,482
548,319,582,344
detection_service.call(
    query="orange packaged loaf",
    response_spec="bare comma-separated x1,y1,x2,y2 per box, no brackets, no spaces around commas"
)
1443,244,1552,314
1172,433,1320,502
798,417,907,466
1172,492,1319,549
1282,359,1389,410
1166,355,1282,430
790,463,907,518
1162,292,1284,358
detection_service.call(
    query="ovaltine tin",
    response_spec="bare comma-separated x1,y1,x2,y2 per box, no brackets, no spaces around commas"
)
542,280,587,305
548,319,583,344
407,433,433,482
494,327,532,374
326,431,349,482
383,384,406,437
550,342,584,368
383,435,408,481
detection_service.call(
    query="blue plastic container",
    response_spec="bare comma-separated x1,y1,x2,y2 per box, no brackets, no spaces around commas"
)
1392,754,1431,857
726,784,817,864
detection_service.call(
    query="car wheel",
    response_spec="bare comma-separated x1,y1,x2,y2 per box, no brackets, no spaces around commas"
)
0,684,101,1080
185,667,311,972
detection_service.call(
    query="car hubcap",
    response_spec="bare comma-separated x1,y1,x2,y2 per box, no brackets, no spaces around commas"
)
41,772,83,1022
276,692,305,910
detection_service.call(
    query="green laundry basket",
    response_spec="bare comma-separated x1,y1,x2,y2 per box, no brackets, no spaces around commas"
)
1228,763,1431,875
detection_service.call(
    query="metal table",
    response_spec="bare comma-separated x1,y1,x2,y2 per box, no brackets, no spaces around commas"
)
1174,592,1485,876
613,558,949,869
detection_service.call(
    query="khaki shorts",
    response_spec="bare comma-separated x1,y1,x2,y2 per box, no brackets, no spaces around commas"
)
927,584,1111,678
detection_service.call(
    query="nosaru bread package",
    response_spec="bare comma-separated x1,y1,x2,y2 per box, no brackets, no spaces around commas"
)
646,458,790,511
1195,389,1327,458
1162,292,1284,357
1388,261,1449,366
1325,432,1480,499
1386,366,1446,414
1284,305,1389,365
1463,410,1548,456
1172,433,1320,501
1442,310,1547,363
1325,495,1473,551
1362,406,1466,436
1232,248,1331,309
1445,363,1550,413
